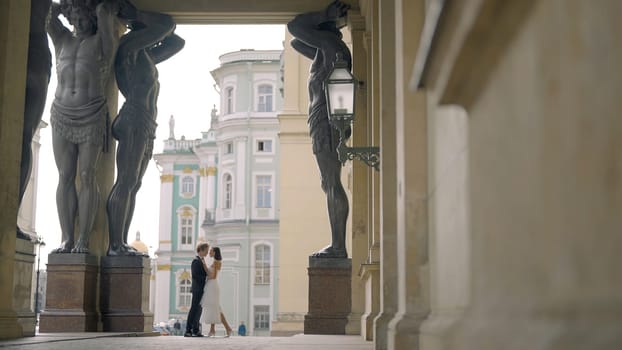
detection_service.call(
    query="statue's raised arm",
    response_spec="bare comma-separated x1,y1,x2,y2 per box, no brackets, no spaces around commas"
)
287,1,350,64
95,0,121,67
107,3,185,256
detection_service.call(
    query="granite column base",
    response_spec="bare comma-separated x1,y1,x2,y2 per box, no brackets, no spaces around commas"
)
39,254,99,332
304,257,352,335
100,256,152,332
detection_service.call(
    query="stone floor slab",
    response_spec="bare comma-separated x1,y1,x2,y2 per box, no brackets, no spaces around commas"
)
0,333,372,350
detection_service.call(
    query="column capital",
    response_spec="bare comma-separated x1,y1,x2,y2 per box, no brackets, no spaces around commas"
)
347,10,366,32
200,167,217,177
160,174,174,183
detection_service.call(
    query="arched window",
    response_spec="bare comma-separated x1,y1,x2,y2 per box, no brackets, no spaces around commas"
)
181,176,194,194
254,244,271,284
178,277,191,309
226,87,234,114
223,174,232,209
181,215,193,246
257,84,273,112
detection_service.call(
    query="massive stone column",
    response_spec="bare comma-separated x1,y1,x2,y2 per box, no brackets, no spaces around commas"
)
388,0,430,349
449,1,622,349
0,0,31,340
410,0,622,349
373,0,398,349
419,105,470,350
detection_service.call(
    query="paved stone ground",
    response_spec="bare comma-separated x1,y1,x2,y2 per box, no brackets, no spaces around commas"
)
0,333,372,350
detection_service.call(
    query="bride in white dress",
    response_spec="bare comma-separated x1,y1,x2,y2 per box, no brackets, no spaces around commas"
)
199,247,233,337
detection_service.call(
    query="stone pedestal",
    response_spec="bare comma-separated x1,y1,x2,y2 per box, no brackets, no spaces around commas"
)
39,254,99,332
100,256,152,332
13,238,35,336
304,257,351,335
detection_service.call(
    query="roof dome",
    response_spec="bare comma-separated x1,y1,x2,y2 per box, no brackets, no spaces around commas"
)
129,231,149,254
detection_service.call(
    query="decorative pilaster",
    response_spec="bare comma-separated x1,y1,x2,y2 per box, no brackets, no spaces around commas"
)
346,9,370,337
205,166,216,227
374,0,399,349
153,259,171,324
13,239,36,336
368,1,382,266
235,137,247,218
360,263,380,341
157,168,174,251
198,165,209,234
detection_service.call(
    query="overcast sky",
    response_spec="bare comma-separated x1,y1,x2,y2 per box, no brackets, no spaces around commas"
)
34,24,286,266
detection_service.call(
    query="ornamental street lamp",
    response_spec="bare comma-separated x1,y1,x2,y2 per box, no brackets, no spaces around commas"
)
33,235,45,326
325,53,380,171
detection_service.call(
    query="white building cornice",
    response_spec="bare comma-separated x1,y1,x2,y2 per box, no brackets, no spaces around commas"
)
218,49,282,65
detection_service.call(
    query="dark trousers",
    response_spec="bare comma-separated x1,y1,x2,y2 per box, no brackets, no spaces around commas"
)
185,290,203,334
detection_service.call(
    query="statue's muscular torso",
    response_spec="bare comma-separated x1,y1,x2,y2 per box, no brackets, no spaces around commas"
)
55,34,108,107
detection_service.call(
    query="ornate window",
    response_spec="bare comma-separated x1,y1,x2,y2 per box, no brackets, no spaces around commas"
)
177,270,192,311
181,216,193,245
257,84,273,112
223,174,233,209
177,206,196,250
256,175,272,208
254,305,270,330
181,176,194,194
254,244,271,284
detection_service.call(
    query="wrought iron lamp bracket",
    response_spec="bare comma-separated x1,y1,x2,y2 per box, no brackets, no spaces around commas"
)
332,116,380,171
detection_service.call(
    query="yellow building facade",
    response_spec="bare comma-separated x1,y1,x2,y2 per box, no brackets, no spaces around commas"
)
2,1,622,349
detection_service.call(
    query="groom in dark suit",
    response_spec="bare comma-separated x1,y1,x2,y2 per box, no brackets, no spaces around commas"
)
184,242,209,337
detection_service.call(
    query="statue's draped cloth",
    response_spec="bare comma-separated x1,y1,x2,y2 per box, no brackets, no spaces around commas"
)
112,101,158,155
50,96,109,150
309,101,339,155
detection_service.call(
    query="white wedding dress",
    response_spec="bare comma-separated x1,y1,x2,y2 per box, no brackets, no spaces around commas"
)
199,264,222,324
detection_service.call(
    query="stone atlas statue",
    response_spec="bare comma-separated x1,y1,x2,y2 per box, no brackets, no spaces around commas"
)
47,0,118,253
17,0,53,240
43,0,183,255
106,5,185,256
288,0,352,258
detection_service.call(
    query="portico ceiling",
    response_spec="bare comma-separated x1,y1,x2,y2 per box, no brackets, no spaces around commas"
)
131,0,358,24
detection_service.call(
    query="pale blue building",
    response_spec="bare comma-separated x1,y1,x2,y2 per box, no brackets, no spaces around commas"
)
152,49,283,336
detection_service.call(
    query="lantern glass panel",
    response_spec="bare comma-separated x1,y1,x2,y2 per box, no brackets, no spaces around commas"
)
327,82,354,116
